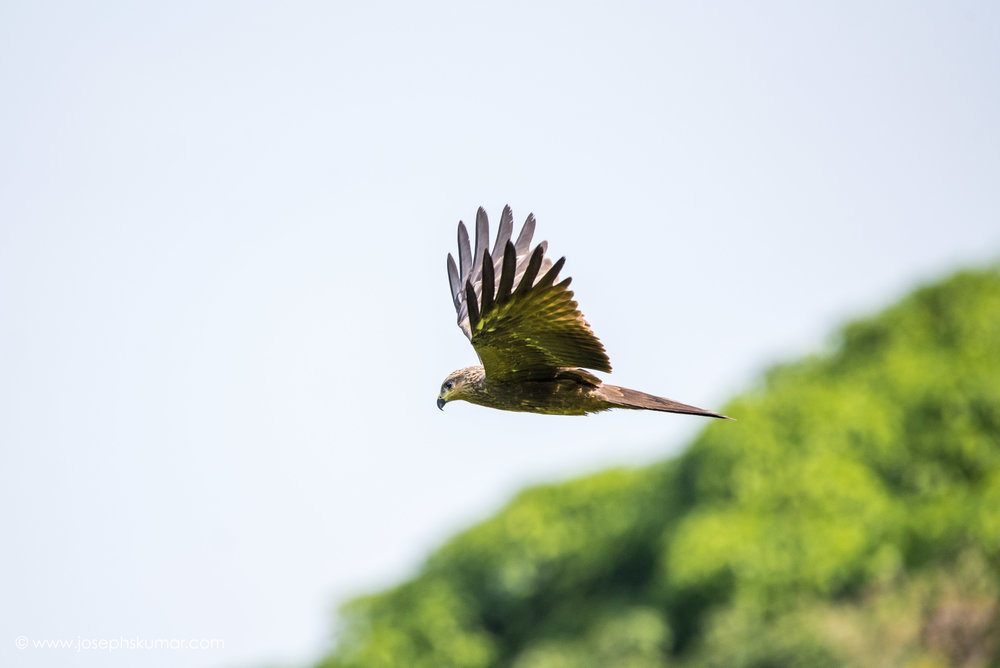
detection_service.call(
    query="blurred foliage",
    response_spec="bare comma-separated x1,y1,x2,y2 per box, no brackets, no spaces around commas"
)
315,266,1000,668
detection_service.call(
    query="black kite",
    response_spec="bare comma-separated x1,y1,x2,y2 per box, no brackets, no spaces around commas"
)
437,206,730,419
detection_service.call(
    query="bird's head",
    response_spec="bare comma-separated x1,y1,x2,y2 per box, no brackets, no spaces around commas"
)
437,367,481,410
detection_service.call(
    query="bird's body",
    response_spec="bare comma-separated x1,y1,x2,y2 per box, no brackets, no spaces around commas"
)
442,366,606,415
441,365,726,417
437,206,730,420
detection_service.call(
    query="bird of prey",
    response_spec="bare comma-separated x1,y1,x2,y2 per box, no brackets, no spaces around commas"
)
437,206,730,419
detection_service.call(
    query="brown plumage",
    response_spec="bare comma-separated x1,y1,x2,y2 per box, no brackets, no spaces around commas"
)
437,206,731,419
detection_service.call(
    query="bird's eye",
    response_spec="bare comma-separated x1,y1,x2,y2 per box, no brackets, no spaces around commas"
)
444,381,453,391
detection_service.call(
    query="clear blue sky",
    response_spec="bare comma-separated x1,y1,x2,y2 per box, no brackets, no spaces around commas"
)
2,2,998,667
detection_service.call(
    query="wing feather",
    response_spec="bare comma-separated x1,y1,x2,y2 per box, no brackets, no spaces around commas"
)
445,206,611,381
465,280,480,329
515,245,544,296
457,221,472,280
511,215,537,286
492,205,514,259
447,253,461,308
470,207,489,288
535,256,566,289
495,241,516,304
514,213,535,254
480,250,495,314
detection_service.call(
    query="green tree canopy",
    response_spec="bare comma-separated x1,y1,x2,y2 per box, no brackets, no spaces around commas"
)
317,266,1000,668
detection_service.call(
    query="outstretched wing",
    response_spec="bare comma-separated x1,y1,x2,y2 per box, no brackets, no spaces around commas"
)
446,206,611,382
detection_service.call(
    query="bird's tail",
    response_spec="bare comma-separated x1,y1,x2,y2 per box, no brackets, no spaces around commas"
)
598,384,732,420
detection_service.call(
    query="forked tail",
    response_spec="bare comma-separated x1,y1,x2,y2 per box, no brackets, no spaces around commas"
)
598,384,732,420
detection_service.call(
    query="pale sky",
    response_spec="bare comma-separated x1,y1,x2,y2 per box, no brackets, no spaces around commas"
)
2,2,998,667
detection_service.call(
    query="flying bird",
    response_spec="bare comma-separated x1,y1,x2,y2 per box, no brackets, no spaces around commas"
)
437,206,731,419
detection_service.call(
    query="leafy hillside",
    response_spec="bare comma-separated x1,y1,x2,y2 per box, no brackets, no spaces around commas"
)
316,267,1000,668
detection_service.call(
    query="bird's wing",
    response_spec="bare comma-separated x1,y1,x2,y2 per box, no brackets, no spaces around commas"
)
446,206,611,382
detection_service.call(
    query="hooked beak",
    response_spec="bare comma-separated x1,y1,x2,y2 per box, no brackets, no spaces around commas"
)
437,397,446,411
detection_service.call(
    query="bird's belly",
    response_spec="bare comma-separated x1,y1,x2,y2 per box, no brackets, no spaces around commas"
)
479,379,608,416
